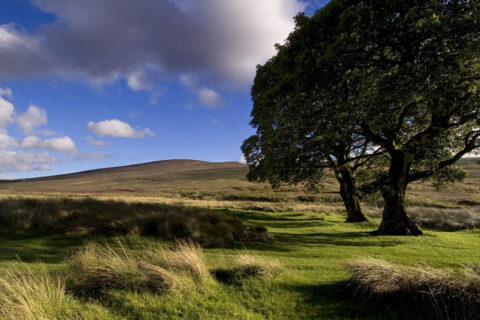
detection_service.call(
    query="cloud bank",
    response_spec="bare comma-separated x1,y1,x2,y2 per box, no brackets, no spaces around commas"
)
0,0,304,91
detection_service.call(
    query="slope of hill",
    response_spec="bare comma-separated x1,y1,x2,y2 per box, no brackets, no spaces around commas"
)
0,158,478,217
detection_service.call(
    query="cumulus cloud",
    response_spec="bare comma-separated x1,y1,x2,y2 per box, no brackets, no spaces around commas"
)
0,0,304,88
0,87,111,175
88,119,155,138
179,74,223,108
85,136,110,147
21,135,78,155
17,105,48,134
0,150,60,172
0,88,15,127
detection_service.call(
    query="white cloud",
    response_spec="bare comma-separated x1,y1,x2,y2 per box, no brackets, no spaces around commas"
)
85,136,110,147
17,105,48,134
0,150,60,172
0,87,12,99
38,164,51,171
179,74,201,89
127,70,154,92
21,135,78,155
0,129,17,149
0,87,15,127
197,87,222,108
179,73,223,108
21,135,42,149
42,136,78,155
0,174,16,180
88,119,155,138
36,128,56,137
237,155,246,164
0,87,88,174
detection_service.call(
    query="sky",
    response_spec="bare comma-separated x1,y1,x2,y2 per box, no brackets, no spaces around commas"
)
0,0,328,179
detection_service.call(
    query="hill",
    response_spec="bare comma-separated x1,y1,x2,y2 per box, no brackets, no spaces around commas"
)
0,158,479,218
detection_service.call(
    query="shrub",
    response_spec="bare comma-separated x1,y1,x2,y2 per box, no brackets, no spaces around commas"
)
346,258,480,319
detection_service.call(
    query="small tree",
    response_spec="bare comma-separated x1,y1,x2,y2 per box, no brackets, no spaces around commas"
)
241,3,382,223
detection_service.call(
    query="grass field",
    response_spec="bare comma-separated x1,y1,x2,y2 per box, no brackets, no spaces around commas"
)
0,158,479,319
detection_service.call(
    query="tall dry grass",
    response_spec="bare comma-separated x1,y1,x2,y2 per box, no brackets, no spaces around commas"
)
0,264,84,320
0,197,272,247
347,258,480,319
69,239,210,293
212,252,283,284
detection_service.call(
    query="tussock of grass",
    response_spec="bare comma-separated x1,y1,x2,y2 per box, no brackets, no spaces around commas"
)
213,253,283,284
347,258,480,319
0,198,272,247
0,264,86,320
69,239,210,293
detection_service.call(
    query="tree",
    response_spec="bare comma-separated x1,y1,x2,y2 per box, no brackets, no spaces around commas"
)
341,0,480,234
243,0,480,234
241,3,381,223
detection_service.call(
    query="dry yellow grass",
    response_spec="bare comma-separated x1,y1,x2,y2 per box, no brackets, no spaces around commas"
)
212,252,283,284
69,239,210,293
0,264,82,320
347,258,480,319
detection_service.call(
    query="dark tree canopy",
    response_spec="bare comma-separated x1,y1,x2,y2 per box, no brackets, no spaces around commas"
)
345,0,480,234
243,0,480,234
242,1,380,222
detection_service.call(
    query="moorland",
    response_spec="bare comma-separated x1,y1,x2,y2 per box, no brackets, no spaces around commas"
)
0,158,479,319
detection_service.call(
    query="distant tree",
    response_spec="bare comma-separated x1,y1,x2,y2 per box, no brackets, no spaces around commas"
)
340,0,480,234
241,3,382,223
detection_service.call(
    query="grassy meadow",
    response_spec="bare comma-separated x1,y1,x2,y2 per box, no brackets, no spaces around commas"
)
0,159,479,319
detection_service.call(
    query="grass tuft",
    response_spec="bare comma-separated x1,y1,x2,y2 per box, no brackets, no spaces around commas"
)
0,264,86,320
213,252,283,284
69,239,210,293
347,258,480,319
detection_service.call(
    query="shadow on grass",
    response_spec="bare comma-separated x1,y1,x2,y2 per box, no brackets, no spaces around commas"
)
0,234,83,263
283,281,398,320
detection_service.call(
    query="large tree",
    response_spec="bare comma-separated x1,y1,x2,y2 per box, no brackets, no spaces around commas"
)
241,3,381,223
344,0,480,235
243,0,480,234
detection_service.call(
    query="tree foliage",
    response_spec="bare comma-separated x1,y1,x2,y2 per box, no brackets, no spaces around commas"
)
243,0,480,234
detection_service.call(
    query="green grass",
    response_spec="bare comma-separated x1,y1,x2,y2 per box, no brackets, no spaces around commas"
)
0,158,478,318
0,209,479,319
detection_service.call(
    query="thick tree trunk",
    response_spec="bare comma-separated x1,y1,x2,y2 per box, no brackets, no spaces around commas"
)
375,151,422,235
336,168,368,223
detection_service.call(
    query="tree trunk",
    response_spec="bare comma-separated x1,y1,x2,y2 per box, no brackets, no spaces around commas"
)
337,168,368,223
375,151,422,235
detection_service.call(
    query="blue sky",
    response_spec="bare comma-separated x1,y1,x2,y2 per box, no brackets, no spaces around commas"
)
0,0,327,179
